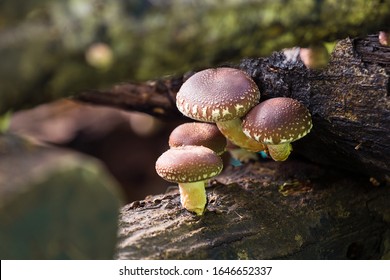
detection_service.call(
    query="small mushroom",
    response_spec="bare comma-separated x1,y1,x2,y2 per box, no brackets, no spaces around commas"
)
155,145,223,215
168,122,227,155
176,67,266,152
299,44,329,69
242,97,313,161
379,31,389,46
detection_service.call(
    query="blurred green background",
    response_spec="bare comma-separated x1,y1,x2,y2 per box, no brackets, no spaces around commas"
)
1,0,389,114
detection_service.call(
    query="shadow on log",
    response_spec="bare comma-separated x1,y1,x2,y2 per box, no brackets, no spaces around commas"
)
115,160,390,260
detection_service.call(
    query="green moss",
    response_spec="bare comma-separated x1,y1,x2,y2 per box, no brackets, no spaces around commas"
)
0,111,12,133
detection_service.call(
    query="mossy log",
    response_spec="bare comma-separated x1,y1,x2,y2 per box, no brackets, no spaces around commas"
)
115,160,390,260
79,35,390,181
1,0,389,114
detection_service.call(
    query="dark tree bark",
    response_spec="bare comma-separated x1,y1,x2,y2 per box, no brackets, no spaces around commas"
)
79,35,390,181
240,35,390,181
78,78,185,120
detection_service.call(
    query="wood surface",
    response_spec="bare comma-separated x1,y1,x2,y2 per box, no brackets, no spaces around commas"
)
115,160,390,260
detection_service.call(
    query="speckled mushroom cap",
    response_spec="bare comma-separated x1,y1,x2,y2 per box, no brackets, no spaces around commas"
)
176,67,260,122
168,122,227,155
155,146,223,183
242,97,312,144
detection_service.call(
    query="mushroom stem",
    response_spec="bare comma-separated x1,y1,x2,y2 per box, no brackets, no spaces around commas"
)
267,143,292,161
178,181,207,216
216,119,266,153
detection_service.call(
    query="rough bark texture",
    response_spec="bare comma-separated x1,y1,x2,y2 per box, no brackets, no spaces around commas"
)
240,35,390,181
79,35,390,181
115,160,390,260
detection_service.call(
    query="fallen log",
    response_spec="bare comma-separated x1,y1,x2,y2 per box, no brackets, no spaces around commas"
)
115,160,390,260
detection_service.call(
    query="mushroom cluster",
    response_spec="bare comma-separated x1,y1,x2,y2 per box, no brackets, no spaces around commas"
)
155,122,226,216
155,67,313,215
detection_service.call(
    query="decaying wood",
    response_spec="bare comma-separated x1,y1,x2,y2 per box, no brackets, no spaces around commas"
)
78,35,390,181
78,77,185,120
115,160,390,260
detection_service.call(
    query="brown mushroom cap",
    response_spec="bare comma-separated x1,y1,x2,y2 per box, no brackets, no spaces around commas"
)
168,122,227,155
155,146,223,183
176,67,260,122
242,97,312,144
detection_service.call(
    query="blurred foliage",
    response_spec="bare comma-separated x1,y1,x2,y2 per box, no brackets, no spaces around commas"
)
0,133,124,259
0,111,12,132
0,0,389,114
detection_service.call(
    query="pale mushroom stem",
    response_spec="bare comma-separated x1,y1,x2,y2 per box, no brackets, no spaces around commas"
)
178,181,207,216
216,119,266,153
267,143,292,161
